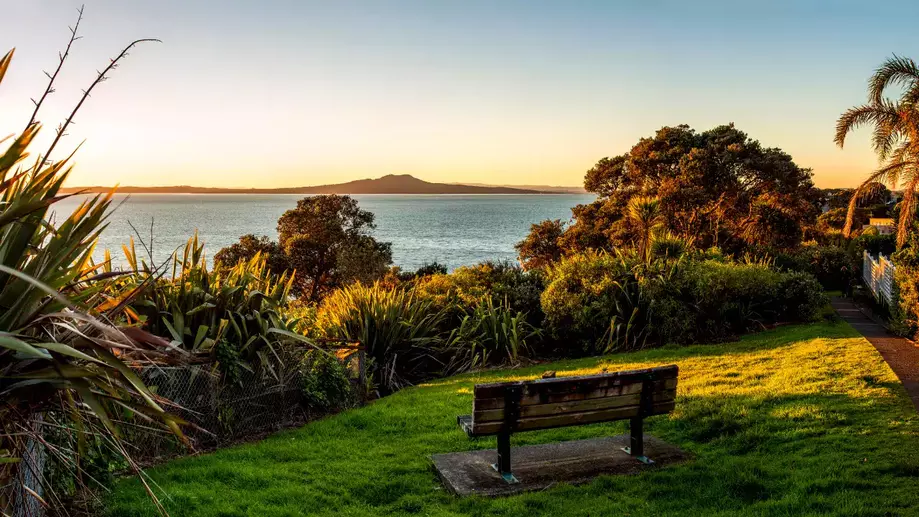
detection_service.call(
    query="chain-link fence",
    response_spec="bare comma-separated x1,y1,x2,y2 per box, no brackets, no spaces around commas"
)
6,343,365,517
131,343,365,461
135,364,305,456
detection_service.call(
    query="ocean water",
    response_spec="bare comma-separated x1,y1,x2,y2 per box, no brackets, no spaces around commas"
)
53,194,594,271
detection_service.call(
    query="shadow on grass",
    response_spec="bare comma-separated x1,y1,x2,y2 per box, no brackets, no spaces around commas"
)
439,389,918,516
105,320,919,517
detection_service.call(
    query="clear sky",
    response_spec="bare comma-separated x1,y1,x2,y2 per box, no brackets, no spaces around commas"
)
2,0,918,189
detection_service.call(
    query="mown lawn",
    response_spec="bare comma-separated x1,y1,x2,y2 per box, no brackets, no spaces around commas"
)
107,320,919,516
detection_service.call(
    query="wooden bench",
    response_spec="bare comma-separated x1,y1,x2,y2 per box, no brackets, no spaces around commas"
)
457,365,678,483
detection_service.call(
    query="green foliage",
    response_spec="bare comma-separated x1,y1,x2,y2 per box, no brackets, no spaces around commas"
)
300,350,353,411
285,299,319,336
540,250,664,353
515,219,566,270
890,244,919,338
851,231,896,257
542,252,826,351
214,339,242,385
776,271,826,322
45,417,129,500
738,201,803,250
542,124,818,256
395,262,449,281
626,195,664,260
214,234,289,273
651,260,825,344
445,297,540,372
215,195,392,301
774,245,855,291
106,322,919,517
414,261,545,323
649,231,689,261
117,235,299,379
278,195,393,301
0,45,183,511
316,283,447,394
816,207,869,233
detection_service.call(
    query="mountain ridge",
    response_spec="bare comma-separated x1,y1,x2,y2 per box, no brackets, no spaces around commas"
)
60,174,567,195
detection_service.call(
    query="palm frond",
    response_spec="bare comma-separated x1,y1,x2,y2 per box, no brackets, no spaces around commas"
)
835,102,902,148
870,55,919,105
843,161,915,237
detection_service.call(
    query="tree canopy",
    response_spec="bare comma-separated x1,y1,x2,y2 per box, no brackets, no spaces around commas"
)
519,124,819,267
216,195,392,301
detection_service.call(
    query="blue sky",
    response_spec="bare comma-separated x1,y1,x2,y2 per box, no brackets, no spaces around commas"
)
2,0,918,188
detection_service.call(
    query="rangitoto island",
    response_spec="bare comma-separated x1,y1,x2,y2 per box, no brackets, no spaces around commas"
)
61,174,579,195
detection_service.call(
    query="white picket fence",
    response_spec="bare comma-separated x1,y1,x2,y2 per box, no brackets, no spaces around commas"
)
862,250,896,305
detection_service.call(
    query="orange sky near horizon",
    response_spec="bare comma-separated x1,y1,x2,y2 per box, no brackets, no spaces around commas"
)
2,1,911,190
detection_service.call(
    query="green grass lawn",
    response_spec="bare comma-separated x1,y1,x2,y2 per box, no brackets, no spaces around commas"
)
107,320,919,516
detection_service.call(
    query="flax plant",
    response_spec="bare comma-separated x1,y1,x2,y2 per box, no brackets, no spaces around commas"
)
113,235,298,379
0,22,179,515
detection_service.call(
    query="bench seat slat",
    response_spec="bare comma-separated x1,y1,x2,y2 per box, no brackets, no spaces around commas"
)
469,400,676,435
472,389,676,423
473,378,677,410
472,365,677,400
461,364,678,437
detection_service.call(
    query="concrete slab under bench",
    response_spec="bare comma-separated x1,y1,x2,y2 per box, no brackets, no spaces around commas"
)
432,434,689,497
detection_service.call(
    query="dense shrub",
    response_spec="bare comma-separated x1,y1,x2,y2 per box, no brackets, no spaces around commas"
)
216,195,393,301
394,262,449,281
774,245,854,291
816,207,869,233
852,232,896,257
316,283,447,394
444,297,540,373
414,261,545,324
300,350,353,411
541,250,668,353
891,245,919,338
542,252,826,351
777,271,827,322
662,261,825,343
115,235,300,377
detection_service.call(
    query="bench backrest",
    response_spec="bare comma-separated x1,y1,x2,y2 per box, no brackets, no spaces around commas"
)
468,365,678,436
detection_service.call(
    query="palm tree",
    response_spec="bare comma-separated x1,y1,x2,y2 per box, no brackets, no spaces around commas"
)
626,196,664,261
836,55,919,248
649,230,688,261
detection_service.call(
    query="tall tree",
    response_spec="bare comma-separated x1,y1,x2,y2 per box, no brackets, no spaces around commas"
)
278,195,392,301
518,124,818,263
516,219,566,270
216,195,392,301
214,234,290,273
836,55,919,247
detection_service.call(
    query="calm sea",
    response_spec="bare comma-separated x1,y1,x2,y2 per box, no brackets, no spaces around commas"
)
53,194,594,271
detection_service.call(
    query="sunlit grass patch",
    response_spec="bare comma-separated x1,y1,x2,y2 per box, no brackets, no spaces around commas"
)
106,320,919,516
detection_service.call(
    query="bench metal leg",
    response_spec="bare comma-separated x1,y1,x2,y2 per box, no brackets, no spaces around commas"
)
491,430,519,483
621,417,654,464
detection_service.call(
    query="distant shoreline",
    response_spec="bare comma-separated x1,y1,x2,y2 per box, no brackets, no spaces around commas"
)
59,174,586,195
60,190,586,196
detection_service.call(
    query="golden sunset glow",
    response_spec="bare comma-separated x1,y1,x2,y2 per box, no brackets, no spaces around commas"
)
2,1,911,189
